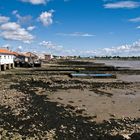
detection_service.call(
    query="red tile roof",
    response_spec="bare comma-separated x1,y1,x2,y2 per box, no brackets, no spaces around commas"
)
0,49,14,55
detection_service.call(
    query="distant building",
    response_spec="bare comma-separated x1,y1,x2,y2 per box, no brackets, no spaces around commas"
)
0,48,15,71
53,55,61,59
44,54,53,60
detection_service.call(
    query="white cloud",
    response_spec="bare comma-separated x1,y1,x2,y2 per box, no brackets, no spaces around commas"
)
62,39,140,57
79,50,97,56
0,22,20,30
21,0,47,5
12,10,18,15
0,15,10,23
38,10,54,26
12,10,33,25
57,32,95,37
39,39,140,56
39,40,54,48
18,15,32,25
39,40,63,51
86,40,140,56
136,26,140,29
102,45,131,55
18,46,22,49
39,40,96,56
0,22,34,43
27,26,36,31
129,17,140,22
104,1,140,9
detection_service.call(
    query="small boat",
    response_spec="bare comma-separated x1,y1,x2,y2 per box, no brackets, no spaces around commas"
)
69,73,116,78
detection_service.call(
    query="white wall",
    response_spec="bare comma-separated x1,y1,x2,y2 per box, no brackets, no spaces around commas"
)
0,54,14,65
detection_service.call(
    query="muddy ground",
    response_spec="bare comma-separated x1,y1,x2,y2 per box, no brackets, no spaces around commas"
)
0,59,140,140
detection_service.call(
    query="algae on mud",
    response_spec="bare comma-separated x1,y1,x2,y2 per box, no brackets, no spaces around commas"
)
0,60,140,139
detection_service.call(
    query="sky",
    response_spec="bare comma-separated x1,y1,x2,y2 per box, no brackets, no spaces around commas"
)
0,0,140,56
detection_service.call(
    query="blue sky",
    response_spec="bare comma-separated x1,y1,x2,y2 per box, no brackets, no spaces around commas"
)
0,0,140,56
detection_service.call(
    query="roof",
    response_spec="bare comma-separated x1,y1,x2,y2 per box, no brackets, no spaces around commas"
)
13,52,28,57
0,49,14,55
14,52,38,58
25,52,38,58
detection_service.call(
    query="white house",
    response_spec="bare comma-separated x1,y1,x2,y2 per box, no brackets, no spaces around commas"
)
0,48,15,71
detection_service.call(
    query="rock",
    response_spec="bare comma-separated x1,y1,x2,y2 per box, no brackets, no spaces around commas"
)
75,108,86,114
130,133,140,140
57,97,63,100
68,101,74,103
66,104,75,110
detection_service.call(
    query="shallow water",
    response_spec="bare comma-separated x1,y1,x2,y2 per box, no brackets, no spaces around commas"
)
95,60,140,69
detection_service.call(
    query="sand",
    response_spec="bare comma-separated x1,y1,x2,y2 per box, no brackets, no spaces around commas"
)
48,84,140,122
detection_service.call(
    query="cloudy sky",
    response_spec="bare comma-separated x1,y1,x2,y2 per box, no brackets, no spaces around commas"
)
0,0,140,56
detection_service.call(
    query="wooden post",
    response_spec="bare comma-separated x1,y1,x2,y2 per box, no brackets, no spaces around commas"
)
13,63,15,68
11,63,15,69
3,64,6,71
8,64,11,69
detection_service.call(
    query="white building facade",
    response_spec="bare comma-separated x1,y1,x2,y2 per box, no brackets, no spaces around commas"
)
0,49,15,71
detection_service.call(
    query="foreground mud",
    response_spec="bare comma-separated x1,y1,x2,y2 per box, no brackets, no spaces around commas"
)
0,60,140,139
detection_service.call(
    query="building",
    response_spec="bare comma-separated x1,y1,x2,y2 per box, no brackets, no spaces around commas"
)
25,52,38,61
24,52,41,67
44,54,53,60
0,48,15,71
14,52,41,67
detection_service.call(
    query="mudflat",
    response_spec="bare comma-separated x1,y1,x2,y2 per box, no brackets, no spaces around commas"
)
0,59,140,140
